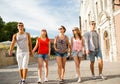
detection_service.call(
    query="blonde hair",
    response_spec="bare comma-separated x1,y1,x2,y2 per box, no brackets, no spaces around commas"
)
40,29,48,38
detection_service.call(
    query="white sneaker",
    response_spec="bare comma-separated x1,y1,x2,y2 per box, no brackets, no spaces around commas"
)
91,75,96,80
76,74,78,78
38,78,42,83
77,77,82,83
99,74,107,80
44,77,48,82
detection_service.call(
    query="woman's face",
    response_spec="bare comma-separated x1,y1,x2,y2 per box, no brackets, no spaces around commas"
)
59,28,65,33
41,30,47,35
73,30,77,34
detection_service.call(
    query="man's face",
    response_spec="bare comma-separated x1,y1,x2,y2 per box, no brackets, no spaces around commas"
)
17,23,24,32
90,23,96,31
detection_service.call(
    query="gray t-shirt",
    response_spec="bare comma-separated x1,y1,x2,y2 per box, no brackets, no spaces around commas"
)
91,31,99,49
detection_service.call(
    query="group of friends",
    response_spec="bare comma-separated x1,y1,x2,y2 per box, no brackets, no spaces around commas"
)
8,21,106,84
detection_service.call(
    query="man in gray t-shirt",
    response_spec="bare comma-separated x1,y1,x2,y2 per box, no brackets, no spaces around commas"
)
84,21,106,80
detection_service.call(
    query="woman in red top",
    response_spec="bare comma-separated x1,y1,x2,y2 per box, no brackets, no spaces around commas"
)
32,29,50,83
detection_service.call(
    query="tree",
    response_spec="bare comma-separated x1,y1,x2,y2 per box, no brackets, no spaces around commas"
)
31,37,38,49
0,22,18,42
3,22,18,41
0,16,5,29
0,16,5,41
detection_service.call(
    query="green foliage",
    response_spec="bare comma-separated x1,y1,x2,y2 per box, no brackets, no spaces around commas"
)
0,17,18,42
0,16,5,29
3,22,18,41
31,37,38,49
50,42,55,55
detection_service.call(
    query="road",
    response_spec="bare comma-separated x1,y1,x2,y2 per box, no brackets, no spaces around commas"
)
0,59,120,84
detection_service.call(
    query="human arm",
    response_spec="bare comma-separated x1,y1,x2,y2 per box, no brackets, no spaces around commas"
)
9,34,16,56
32,39,39,54
54,37,59,52
83,33,90,54
65,36,70,52
48,41,51,59
27,33,33,56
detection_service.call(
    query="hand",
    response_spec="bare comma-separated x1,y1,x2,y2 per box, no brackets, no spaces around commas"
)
29,51,33,57
86,50,90,55
32,50,34,54
55,48,59,52
65,49,68,52
48,54,50,60
8,50,12,56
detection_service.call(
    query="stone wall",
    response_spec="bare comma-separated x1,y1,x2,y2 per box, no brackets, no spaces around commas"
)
114,13,120,61
0,49,37,67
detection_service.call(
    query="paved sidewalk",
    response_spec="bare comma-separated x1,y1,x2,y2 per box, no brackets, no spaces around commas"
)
0,60,120,84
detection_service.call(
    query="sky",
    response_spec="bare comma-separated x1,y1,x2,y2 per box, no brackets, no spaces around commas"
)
0,0,80,38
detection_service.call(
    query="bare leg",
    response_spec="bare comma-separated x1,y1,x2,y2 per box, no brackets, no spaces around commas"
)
22,69,28,80
38,58,43,79
44,59,48,78
90,61,95,75
19,69,23,79
61,57,66,80
56,56,63,80
73,56,81,78
98,59,103,75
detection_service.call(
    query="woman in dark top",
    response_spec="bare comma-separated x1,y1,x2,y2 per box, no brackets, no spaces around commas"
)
54,25,70,83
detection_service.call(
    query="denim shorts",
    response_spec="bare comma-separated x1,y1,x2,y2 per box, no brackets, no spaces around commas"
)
72,50,83,57
38,54,48,60
88,49,102,62
55,52,67,58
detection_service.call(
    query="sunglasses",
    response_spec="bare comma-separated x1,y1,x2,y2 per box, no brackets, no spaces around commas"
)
58,28,63,30
18,24,23,26
91,23,96,25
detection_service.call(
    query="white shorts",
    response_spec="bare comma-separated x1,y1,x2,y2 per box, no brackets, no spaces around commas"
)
16,52,29,69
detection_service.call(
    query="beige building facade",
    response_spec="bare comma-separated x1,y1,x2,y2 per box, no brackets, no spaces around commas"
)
80,0,120,62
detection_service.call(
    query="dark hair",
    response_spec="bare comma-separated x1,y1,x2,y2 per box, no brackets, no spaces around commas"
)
89,21,96,25
17,22,24,26
61,25,66,33
17,22,26,31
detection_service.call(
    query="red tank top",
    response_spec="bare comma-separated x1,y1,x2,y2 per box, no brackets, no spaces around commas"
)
37,38,50,54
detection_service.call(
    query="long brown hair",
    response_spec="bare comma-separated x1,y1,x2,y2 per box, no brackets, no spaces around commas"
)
73,27,82,40
40,29,48,38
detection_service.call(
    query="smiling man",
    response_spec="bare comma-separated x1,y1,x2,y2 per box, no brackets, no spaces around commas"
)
9,22,32,84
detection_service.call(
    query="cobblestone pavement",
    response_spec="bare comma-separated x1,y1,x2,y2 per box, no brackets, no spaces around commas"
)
0,59,120,84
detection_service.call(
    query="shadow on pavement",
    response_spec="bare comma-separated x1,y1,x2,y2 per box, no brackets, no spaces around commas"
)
106,74,120,79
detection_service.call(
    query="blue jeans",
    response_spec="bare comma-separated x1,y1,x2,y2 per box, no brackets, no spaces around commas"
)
55,52,67,58
72,50,83,57
88,49,102,62
38,54,48,60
